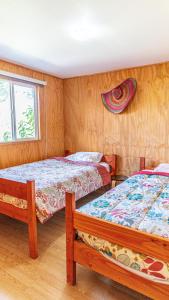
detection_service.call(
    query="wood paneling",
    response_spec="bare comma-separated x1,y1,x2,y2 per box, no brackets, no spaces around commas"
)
64,62,169,175
0,60,64,169
2,60,169,174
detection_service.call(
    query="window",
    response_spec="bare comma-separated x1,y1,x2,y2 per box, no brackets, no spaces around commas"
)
0,78,39,143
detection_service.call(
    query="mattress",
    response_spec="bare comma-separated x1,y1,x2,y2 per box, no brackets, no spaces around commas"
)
0,158,110,223
77,172,169,284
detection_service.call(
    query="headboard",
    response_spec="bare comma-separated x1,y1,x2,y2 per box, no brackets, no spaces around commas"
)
64,150,117,176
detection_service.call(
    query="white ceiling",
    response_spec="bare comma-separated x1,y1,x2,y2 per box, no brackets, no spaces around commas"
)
0,0,169,78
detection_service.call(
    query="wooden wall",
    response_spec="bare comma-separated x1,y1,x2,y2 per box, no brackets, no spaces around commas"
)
64,62,169,175
0,60,64,169
1,60,169,175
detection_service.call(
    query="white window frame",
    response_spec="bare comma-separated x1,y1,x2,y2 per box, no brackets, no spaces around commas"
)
0,77,40,144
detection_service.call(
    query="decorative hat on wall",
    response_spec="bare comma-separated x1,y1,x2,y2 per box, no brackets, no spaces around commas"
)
101,78,137,113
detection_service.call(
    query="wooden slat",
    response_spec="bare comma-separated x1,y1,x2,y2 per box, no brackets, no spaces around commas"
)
0,201,28,222
0,179,37,258
27,181,38,258
66,192,76,285
0,178,27,199
74,211,169,262
74,241,169,300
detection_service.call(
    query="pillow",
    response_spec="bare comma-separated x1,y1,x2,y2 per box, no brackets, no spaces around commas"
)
99,162,110,172
66,152,103,163
154,163,169,172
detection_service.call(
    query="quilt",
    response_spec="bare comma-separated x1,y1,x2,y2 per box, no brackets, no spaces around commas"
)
77,172,169,284
0,158,110,223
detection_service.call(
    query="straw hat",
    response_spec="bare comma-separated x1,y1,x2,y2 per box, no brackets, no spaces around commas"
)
101,78,137,113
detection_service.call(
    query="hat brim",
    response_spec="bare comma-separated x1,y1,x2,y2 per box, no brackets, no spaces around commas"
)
102,78,137,114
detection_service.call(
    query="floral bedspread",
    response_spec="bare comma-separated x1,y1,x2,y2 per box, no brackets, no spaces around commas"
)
0,158,110,223
77,172,169,284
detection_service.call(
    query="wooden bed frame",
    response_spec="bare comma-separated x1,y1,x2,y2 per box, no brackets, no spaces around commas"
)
139,156,146,170
66,160,169,300
0,153,116,259
0,178,37,258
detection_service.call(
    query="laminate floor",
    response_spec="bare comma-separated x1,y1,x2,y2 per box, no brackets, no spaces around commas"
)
0,191,149,300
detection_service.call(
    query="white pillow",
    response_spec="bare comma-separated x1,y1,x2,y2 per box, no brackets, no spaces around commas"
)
154,163,169,172
99,162,110,172
66,152,103,163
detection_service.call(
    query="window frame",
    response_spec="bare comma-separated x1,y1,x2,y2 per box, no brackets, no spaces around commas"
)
0,76,40,144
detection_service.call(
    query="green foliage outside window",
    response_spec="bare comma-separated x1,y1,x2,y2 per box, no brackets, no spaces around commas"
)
0,79,37,143
3,106,35,141
3,131,11,142
18,106,35,138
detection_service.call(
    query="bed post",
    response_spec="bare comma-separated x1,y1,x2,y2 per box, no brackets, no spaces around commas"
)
112,154,117,175
66,192,76,285
103,154,117,176
140,157,145,171
27,180,38,259
64,150,72,156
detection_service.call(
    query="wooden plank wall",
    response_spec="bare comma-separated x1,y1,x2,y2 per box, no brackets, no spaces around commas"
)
0,60,64,169
64,62,169,175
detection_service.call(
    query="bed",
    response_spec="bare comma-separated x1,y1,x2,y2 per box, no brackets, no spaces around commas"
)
0,151,116,258
66,159,169,299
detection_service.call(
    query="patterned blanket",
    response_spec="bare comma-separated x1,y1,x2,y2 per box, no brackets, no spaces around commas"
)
77,172,169,284
0,158,110,223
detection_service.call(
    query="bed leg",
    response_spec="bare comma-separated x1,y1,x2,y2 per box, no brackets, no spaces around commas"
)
28,216,38,259
66,192,76,285
27,181,38,259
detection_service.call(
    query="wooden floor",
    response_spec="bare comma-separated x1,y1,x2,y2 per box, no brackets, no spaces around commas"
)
0,192,150,300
